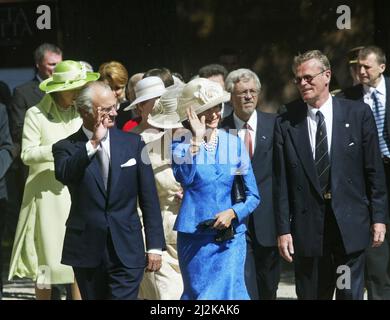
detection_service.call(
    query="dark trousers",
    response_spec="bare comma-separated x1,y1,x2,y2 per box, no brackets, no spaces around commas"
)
294,202,365,300
245,221,280,300
73,233,144,300
365,159,390,300
0,199,6,298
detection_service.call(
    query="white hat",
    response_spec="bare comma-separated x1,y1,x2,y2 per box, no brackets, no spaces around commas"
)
177,78,230,122
147,84,184,129
123,76,166,111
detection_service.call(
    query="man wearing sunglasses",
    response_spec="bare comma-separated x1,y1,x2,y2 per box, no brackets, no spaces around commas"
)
274,50,388,300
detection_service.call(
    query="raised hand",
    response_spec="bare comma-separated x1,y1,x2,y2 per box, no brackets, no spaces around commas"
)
186,106,205,142
91,107,109,147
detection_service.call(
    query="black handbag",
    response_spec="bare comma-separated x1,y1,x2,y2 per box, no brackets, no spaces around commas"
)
197,219,235,243
232,174,246,203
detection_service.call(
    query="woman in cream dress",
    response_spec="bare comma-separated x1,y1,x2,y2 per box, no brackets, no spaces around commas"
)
137,85,184,299
8,60,99,300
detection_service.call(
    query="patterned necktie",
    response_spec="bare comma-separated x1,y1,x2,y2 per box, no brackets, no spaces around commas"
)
315,111,330,193
371,90,390,157
96,142,110,190
244,122,253,159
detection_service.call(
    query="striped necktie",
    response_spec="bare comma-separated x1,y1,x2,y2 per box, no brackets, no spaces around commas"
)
371,90,390,157
315,111,330,193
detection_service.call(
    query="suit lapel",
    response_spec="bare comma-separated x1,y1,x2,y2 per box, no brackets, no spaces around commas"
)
108,128,125,196
288,103,322,196
252,111,268,162
330,98,348,194
385,77,390,137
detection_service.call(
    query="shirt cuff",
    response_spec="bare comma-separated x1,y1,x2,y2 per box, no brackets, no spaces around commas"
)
147,249,162,255
86,140,99,159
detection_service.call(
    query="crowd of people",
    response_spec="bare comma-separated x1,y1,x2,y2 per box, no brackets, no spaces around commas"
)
0,42,389,300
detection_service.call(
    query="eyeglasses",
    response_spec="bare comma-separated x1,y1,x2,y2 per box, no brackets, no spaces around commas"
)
235,89,259,98
99,103,119,114
293,69,329,85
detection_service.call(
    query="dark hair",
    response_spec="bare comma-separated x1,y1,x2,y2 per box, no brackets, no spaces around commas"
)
358,46,387,65
143,68,174,87
198,64,228,80
34,43,62,64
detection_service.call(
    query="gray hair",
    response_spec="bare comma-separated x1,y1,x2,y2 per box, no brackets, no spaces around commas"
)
225,68,261,93
34,43,62,64
75,81,112,114
292,50,331,74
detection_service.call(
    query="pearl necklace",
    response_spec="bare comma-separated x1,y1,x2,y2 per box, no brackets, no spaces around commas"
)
202,132,218,152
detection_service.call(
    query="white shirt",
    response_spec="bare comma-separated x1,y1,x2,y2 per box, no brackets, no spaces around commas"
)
233,110,258,156
82,126,111,159
307,94,333,159
82,126,161,255
363,75,387,112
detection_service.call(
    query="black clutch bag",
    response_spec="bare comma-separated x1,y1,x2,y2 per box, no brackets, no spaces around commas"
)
232,174,246,204
197,219,235,243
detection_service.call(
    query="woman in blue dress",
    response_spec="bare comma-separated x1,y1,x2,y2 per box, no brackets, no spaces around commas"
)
171,78,260,300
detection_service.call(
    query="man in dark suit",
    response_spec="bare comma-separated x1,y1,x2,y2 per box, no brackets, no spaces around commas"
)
0,103,14,299
274,50,388,299
221,68,279,300
53,81,165,300
338,45,390,300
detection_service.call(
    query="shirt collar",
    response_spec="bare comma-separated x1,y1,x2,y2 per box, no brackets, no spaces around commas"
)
233,109,257,130
82,126,109,142
363,75,386,96
307,94,332,119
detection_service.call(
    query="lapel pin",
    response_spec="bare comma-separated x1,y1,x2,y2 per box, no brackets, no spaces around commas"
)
345,123,350,128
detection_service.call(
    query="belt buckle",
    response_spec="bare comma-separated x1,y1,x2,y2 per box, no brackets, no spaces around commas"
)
323,192,332,200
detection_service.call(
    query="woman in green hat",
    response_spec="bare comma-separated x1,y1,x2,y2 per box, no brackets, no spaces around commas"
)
8,60,99,300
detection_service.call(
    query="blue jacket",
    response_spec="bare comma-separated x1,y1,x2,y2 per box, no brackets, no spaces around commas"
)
172,129,260,234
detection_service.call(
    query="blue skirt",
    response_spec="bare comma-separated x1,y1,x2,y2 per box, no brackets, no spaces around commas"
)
177,231,250,300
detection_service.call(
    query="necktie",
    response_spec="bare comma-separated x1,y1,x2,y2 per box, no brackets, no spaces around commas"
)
315,111,330,193
244,123,253,159
96,142,110,190
372,90,390,157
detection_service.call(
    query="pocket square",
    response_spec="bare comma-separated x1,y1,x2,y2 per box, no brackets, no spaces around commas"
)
120,158,137,168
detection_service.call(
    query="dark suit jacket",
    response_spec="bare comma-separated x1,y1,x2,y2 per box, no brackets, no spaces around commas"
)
53,127,165,268
9,77,44,146
274,97,389,257
0,104,14,200
221,111,277,246
338,76,390,137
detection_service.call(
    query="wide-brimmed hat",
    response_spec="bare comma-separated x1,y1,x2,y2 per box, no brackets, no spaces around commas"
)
123,76,166,111
177,78,230,122
39,60,100,93
147,84,184,129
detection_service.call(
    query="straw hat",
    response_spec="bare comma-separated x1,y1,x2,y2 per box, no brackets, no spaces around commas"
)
39,60,100,93
177,78,230,122
123,76,166,111
147,84,184,129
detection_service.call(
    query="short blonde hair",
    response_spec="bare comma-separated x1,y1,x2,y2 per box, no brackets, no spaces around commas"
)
292,50,331,74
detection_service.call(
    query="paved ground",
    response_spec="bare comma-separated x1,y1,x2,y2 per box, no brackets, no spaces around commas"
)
1,260,298,300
